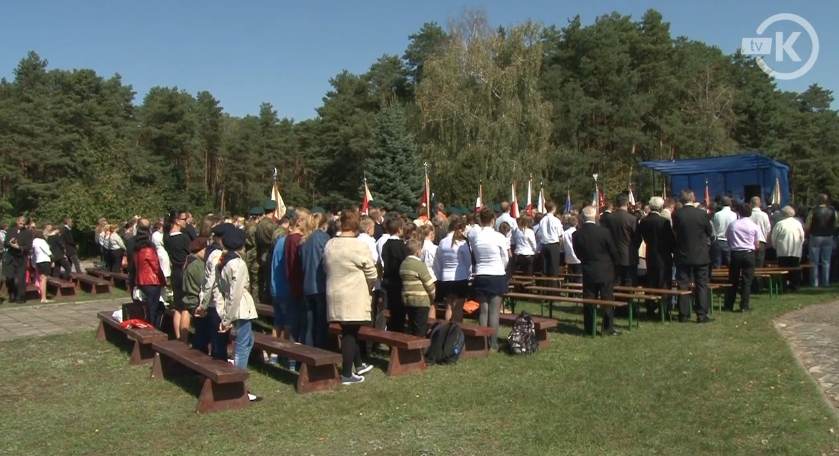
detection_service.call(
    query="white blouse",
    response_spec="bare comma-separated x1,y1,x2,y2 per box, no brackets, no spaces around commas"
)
472,227,509,276
420,239,438,281
32,238,52,264
433,233,472,282
513,228,537,256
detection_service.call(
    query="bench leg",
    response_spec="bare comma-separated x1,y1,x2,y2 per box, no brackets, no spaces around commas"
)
461,335,489,358
129,340,155,365
150,352,190,379
387,347,427,376
297,363,340,393
196,377,249,413
96,321,107,342
97,321,121,344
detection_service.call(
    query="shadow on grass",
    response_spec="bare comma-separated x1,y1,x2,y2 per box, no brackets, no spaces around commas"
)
250,360,299,389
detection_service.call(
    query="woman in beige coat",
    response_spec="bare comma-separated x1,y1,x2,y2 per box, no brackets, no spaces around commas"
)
324,209,378,385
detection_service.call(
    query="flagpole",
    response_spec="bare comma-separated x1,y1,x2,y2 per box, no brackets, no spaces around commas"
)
423,161,430,219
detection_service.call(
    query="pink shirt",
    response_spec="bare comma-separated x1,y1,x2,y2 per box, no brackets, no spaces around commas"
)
726,217,759,252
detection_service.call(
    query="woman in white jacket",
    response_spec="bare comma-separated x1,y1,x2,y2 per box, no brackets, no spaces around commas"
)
31,228,53,303
216,227,259,401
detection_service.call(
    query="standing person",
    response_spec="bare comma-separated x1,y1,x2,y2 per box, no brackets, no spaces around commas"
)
245,207,261,298
572,206,619,335
400,239,436,337
513,216,537,275
601,194,640,286
151,223,171,283
284,209,311,343
380,217,409,333
638,197,675,318
300,212,330,348
256,201,280,303
805,194,838,288
107,224,127,273
31,228,52,303
472,208,509,350
711,197,737,267
433,215,472,322
324,209,377,385
724,203,760,312
164,211,191,341
126,218,150,292
95,218,108,267
369,208,385,240
771,206,806,291
419,224,438,281
46,225,70,280
182,237,208,330
133,227,166,328
5,217,32,304
562,215,582,280
357,217,385,330
193,223,231,360
495,201,517,235
672,189,713,323
61,218,82,273
749,196,771,268
183,212,198,241
537,202,564,277
270,222,292,342
215,227,260,402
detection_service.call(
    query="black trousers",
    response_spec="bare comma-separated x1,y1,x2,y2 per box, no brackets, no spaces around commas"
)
582,278,614,333
542,243,562,276
646,260,672,315
777,256,801,291
406,306,430,337
52,257,72,280
615,264,636,286
676,264,710,319
107,249,124,273
5,256,27,302
138,285,163,329
515,254,535,275
384,282,405,333
340,324,364,377
192,307,229,360
66,248,82,274
567,263,582,283
725,250,755,311
751,242,766,293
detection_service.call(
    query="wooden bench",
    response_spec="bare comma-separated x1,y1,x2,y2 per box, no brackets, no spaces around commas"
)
96,310,167,365
251,333,341,393
110,272,130,289
526,285,659,328
47,277,77,297
563,283,693,322
329,324,430,376
427,319,495,359
151,339,249,413
70,273,111,294
498,312,558,346
86,267,113,283
504,292,626,337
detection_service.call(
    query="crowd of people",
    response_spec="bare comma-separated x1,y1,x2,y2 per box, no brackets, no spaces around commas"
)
1,188,835,392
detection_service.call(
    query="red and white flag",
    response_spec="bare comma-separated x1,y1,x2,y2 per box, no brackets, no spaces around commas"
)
510,182,520,219
360,179,373,215
537,183,546,214
525,178,533,216
475,182,483,213
704,178,712,215
628,185,636,207
271,167,287,219
420,167,431,219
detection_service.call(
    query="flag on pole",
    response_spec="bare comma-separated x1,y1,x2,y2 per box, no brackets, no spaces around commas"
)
525,177,533,216
592,173,599,209
564,190,572,214
420,163,430,219
475,182,483,213
361,178,373,216
537,182,545,214
271,167,287,219
510,182,520,219
704,178,712,215
770,176,782,206
628,185,636,207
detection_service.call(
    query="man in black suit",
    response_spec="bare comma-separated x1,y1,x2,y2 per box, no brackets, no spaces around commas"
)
4,217,32,303
639,196,675,318
672,189,713,323
573,205,620,335
62,217,82,273
602,193,640,286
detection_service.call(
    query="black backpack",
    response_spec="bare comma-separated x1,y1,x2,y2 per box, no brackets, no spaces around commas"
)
426,322,465,364
507,311,539,355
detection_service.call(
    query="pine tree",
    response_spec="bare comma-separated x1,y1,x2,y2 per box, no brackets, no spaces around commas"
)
365,104,421,213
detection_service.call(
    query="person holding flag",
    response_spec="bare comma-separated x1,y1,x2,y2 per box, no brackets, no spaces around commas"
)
360,177,373,216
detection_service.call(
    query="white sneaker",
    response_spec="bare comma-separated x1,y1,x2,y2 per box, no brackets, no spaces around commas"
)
355,363,374,375
267,354,279,365
341,374,365,385
247,393,262,402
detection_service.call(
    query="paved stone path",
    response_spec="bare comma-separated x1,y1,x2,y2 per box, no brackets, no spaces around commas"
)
776,301,839,411
0,298,125,341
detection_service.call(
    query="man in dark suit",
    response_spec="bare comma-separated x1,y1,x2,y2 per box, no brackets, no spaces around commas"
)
573,205,620,335
639,196,675,318
62,217,82,273
602,193,640,286
4,216,32,303
672,189,713,323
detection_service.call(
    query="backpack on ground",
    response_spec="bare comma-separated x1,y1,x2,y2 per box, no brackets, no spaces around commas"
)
507,311,539,355
426,322,465,365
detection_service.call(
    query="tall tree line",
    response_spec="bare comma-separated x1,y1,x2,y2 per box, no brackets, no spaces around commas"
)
1,9,837,228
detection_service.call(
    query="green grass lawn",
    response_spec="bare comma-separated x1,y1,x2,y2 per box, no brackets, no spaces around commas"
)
1,288,838,455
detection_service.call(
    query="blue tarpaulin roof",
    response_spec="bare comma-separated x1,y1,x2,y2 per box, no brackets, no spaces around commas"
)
639,153,791,205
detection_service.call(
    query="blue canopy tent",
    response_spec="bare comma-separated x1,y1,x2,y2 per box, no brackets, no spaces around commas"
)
639,153,791,205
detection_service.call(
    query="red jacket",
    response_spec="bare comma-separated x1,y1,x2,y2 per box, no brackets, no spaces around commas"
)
135,246,166,286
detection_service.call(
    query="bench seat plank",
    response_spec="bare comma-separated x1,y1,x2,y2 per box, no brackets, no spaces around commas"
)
252,333,341,393
328,324,430,376
96,311,167,364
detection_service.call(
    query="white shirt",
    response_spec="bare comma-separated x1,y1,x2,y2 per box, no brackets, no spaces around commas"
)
712,206,737,241
32,238,52,264
433,233,472,282
420,239,438,281
750,207,771,243
472,227,509,276
357,232,378,265
512,228,537,256
537,213,563,244
495,212,517,233
562,226,581,264
771,216,805,258
107,232,126,251
199,248,224,309
375,233,392,269
152,231,171,277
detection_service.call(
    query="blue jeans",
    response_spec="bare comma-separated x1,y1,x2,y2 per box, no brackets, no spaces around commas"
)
304,294,328,348
711,240,731,268
288,296,307,343
192,307,229,360
233,319,254,370
809,236,834,287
